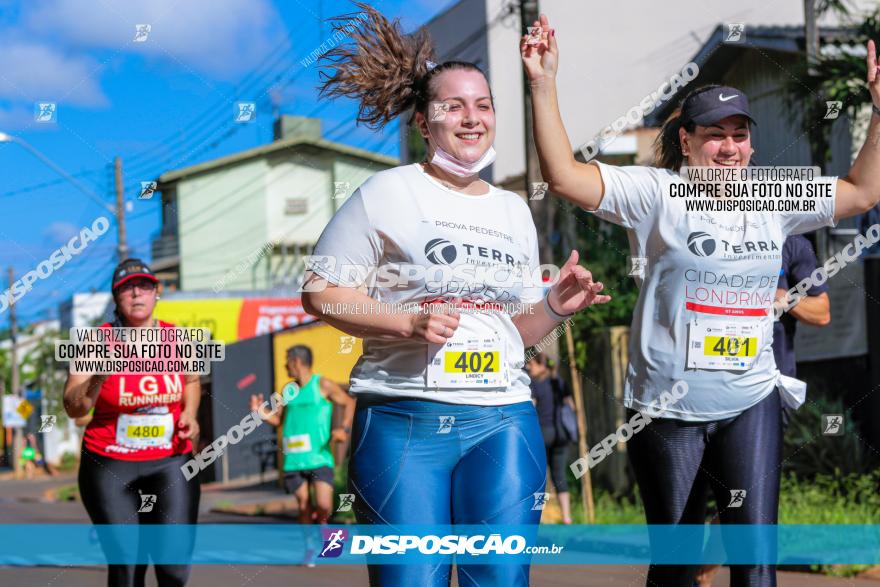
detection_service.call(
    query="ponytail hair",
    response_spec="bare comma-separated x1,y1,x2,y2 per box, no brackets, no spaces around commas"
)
318,2,488,130
652,84,721,171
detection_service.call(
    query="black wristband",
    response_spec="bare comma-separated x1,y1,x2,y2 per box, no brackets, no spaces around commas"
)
873,104,880,118
543,293,574,321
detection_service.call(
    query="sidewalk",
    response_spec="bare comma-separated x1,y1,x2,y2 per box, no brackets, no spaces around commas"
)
0,468,77,501
200,474,301,518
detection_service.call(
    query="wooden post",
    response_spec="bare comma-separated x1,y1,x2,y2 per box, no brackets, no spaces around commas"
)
565,324,594,523
114,157,128,262
8,267,22,478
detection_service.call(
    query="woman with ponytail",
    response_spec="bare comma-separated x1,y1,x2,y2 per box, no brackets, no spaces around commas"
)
522,14,880,587
301,4,611,585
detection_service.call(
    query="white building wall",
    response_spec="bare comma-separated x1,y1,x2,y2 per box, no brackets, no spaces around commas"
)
441,0,877,184
265,150,332,246
177,158,269,291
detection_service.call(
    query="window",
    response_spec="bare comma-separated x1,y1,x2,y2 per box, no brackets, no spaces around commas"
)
285,198,308,215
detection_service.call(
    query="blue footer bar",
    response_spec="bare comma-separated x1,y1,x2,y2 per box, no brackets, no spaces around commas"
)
0,525,878,565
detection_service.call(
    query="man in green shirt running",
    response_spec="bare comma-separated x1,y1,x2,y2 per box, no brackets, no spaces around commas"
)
251,345,355,524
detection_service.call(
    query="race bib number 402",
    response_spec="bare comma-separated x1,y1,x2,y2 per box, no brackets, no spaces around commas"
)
427,333,508,389
687,320,762,371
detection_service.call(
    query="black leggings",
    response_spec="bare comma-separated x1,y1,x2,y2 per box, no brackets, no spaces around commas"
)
627,391,782,587
79,449,200,587
541,426,570,493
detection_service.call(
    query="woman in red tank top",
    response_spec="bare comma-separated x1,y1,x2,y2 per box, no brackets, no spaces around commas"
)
63,258,201,587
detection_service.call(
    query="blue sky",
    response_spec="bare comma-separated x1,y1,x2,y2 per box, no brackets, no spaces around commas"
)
0,0,457,328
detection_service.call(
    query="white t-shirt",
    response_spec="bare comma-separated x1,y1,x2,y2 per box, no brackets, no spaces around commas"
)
308,163,544,405
592,161,837,421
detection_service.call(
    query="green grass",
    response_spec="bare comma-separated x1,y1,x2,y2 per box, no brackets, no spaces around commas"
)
58,452,78,473
565,471,880,526
570,489,645,524
331,460,356,523
563,472,880,578
55,484,80,502
779,471,880,524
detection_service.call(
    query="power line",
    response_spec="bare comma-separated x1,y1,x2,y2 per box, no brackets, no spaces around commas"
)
124,34,297,169
0,168,107,198
124,15,339,179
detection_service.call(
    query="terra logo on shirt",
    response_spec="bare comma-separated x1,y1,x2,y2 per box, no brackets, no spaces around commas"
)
687,232,716,257
686,231,780,259
423,238,518,267
425,238,457,264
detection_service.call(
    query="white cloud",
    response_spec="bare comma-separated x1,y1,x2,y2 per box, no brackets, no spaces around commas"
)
42,221,79,244
23,0,285,78
0,41,108,106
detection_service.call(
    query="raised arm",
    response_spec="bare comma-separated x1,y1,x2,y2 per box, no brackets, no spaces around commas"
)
521,14,605,210
250,393,283,427
835,39,880,220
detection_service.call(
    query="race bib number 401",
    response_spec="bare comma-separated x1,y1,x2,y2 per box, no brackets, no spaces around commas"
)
427,333,508,389
687,320,762,371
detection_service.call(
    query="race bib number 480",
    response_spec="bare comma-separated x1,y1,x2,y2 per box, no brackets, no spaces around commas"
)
687,320,762,371
427,333,508,389
116,413,174,449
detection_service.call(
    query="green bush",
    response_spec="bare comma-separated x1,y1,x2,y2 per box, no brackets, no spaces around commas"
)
782,397,873,478
779,471,880,524
332,460,356,523
58,452,78,473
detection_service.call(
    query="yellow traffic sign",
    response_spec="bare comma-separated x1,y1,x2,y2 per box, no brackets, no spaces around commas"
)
16,399,33,420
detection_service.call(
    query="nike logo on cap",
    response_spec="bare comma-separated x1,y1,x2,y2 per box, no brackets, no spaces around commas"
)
718,93,738,102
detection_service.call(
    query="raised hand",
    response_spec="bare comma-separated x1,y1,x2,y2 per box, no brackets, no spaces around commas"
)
549,250,612,315
520,14,558,84
867,39,880,108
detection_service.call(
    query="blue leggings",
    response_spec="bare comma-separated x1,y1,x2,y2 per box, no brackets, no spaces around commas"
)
348,397,547,586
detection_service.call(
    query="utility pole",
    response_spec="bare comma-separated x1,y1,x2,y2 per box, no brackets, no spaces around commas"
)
519,0,554,266
8,268,22,477
0,378,5,468
114,157,128,262
804,0,829,260
804,0,819,74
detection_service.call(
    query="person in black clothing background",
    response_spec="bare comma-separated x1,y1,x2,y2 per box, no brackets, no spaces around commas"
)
527,352,576,524
773,234,831,427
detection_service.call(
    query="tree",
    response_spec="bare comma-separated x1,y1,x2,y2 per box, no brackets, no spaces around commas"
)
785,8,880,167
